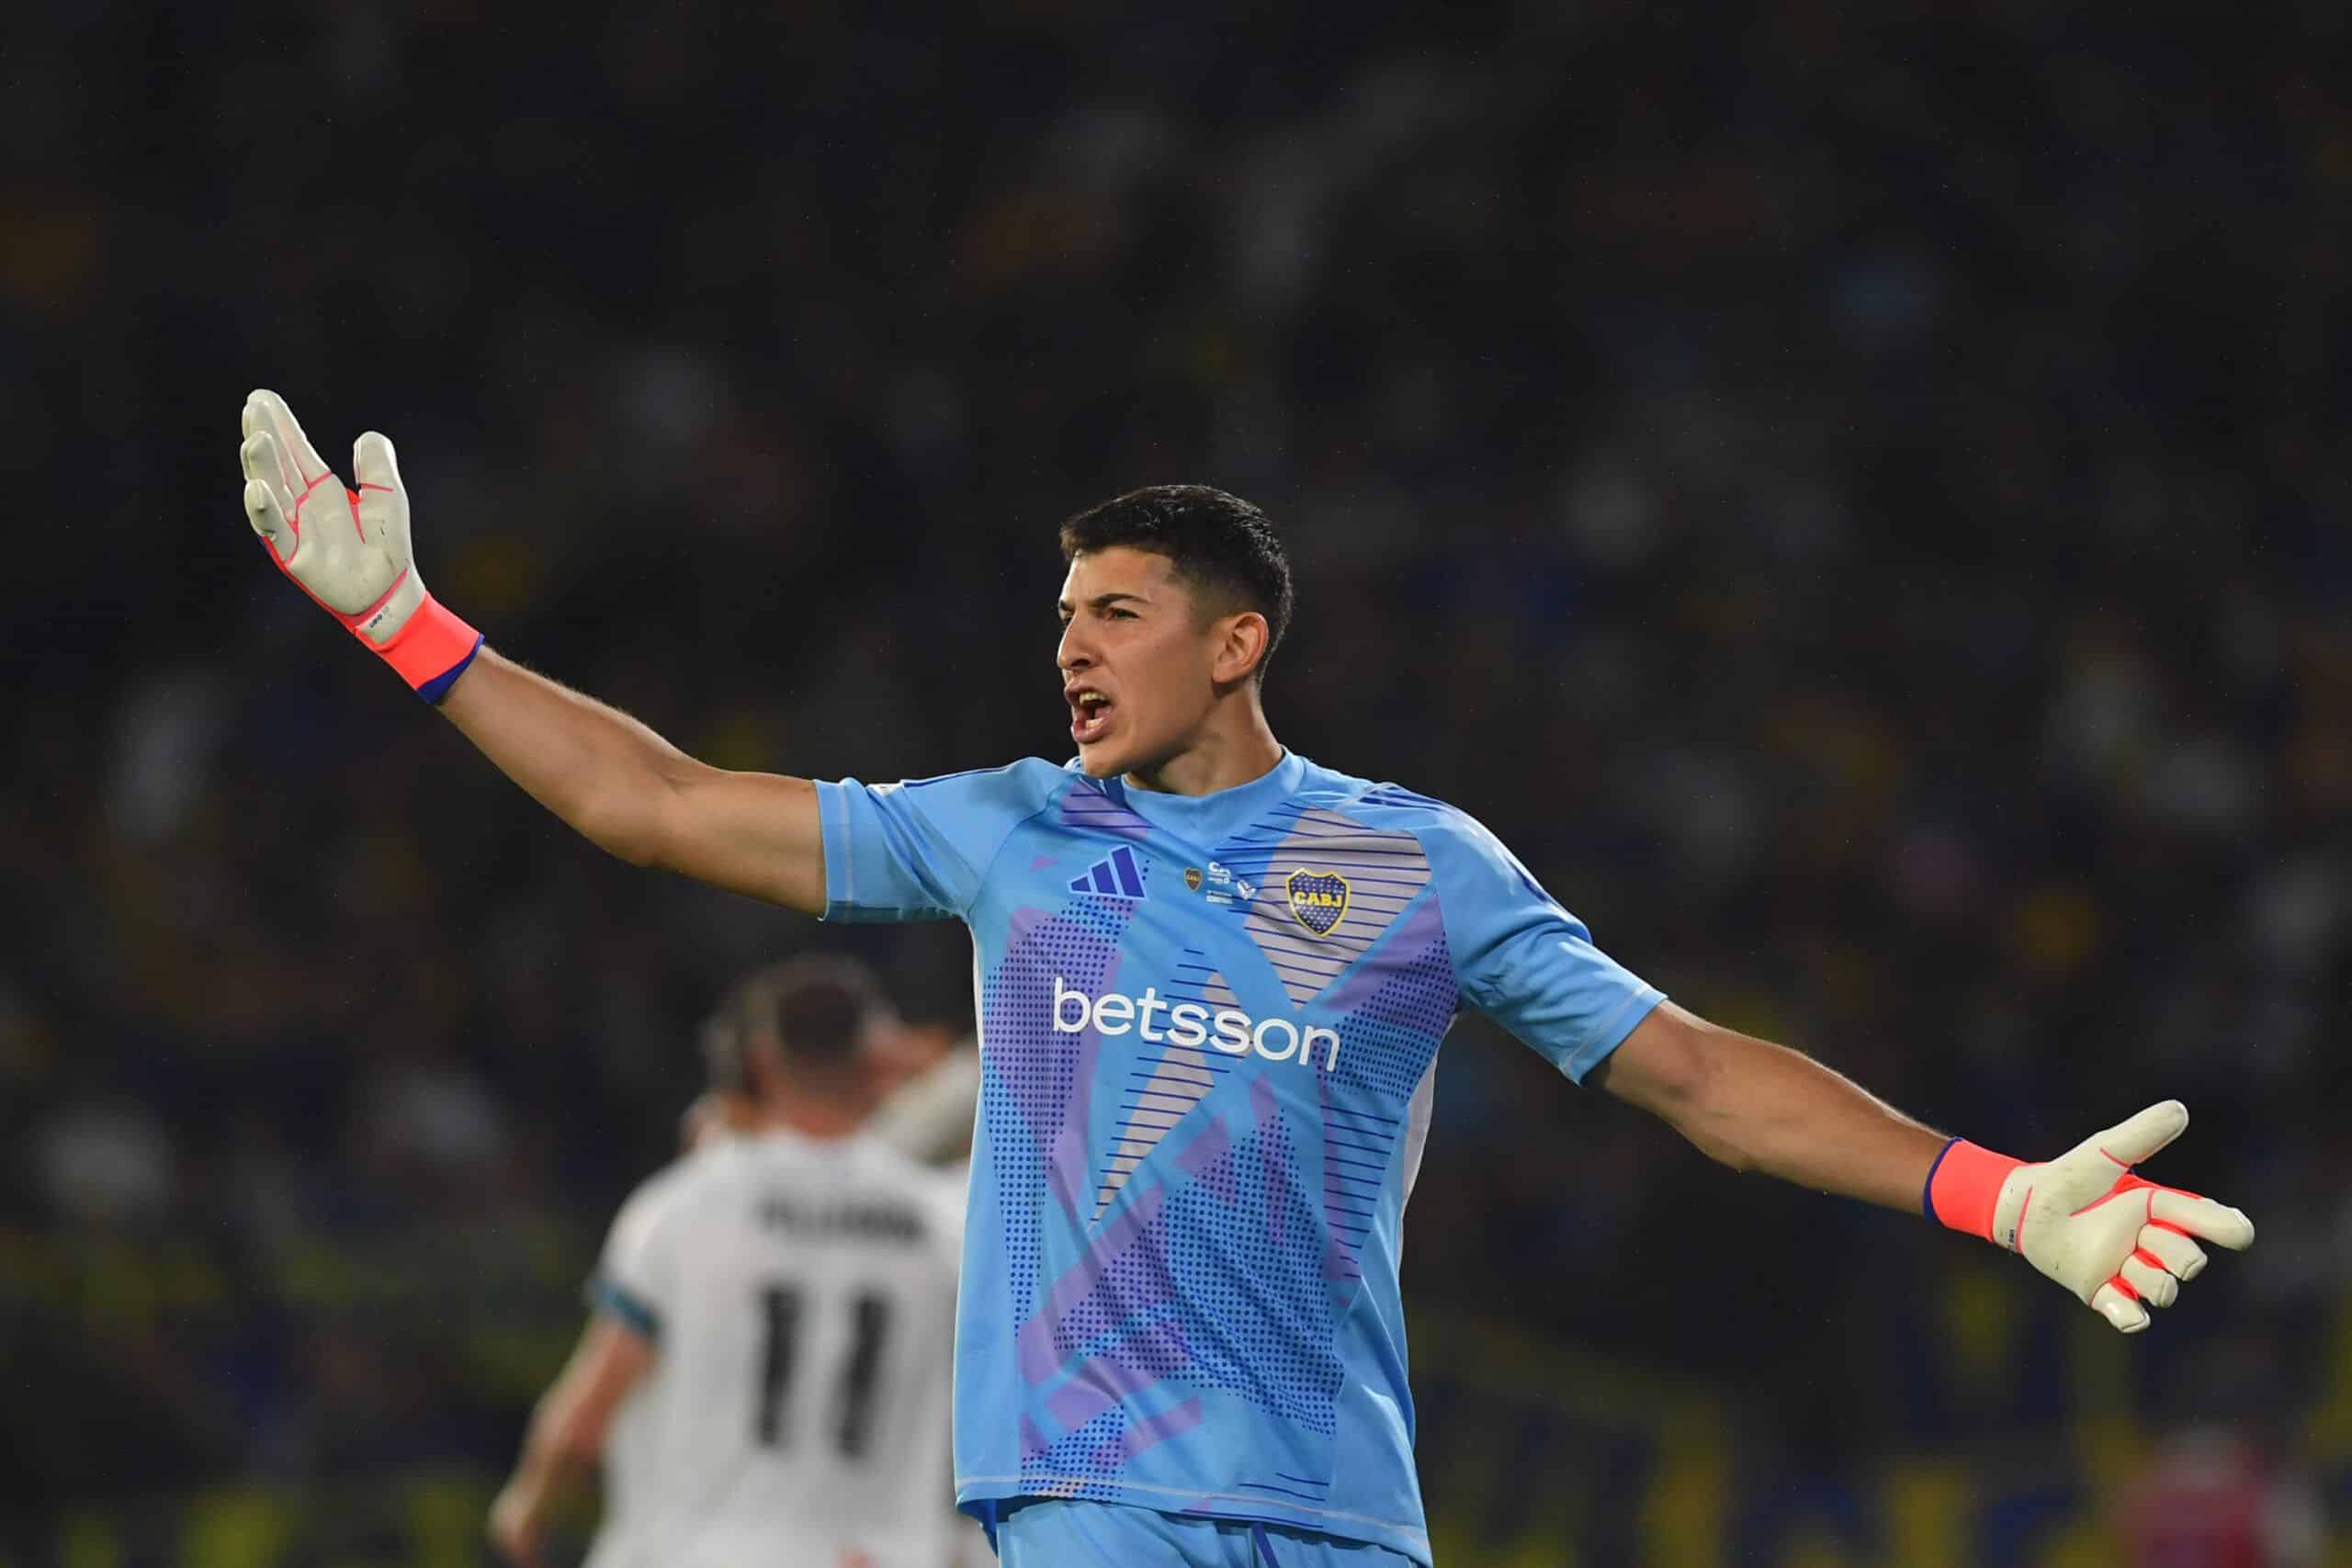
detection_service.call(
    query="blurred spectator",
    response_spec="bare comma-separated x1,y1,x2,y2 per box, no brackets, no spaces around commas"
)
2117,1428,2324,1567
6,0,2346,1556
33,1096,176,1227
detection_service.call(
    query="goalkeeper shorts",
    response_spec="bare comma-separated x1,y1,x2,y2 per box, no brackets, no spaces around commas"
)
990,1497,1421,1567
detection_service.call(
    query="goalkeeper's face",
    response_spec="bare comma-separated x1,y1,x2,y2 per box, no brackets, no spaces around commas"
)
1057,547,1236,780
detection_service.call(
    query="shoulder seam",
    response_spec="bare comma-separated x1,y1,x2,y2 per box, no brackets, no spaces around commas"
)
1320,785,1469,836
1358,782,1465,816
901,765,1018,789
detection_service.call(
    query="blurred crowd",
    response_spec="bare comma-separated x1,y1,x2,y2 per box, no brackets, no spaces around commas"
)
6,0,2348,1553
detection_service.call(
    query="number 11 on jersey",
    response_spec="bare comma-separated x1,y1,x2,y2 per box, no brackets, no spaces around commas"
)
754,1281,895,1458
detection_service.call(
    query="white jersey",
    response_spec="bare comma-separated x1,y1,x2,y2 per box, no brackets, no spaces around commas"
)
866,1044,981,1167
582,1128,967,1568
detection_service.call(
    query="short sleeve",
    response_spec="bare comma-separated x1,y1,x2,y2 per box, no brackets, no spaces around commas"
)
586,1171,682,1342
1421,808,1664,1083
816,761,1063,923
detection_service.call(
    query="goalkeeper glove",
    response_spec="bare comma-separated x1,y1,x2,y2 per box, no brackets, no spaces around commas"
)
239,389,481,700
1928,1100,2255,1333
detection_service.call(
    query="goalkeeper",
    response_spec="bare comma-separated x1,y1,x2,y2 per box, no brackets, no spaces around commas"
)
236,389,2253,1568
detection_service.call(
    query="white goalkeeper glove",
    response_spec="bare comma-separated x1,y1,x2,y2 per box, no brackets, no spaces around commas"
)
238,389,481,699
1928,1100,2255,1334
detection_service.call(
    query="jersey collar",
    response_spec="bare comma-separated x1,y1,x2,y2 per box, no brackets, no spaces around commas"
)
1097,749,1307,844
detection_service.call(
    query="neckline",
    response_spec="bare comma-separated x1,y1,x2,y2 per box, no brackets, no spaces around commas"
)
1099,750,1306,840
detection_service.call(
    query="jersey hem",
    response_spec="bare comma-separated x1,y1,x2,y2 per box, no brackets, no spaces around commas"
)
955,1475,1432,1563
817,780,858,920
1562,984,1667,1083
817,764,1070,922
584,1275,661,1340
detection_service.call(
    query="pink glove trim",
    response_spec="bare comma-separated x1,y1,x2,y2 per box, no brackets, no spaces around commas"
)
257,482,478,697
1927,1138,2022,1243
374,595,481,693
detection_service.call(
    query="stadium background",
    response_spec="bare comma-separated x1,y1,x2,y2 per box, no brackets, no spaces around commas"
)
7,3,2348,1562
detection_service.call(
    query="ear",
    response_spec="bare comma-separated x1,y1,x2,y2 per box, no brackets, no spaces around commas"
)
1212,611,1271,685
744,1036,789,1100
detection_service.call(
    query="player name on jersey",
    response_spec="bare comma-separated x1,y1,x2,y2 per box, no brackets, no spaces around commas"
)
755,1194,931,1242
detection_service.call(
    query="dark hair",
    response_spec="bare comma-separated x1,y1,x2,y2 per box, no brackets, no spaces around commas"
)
699,1003,754,1097
701,953,891,1090
1058,485,1295,683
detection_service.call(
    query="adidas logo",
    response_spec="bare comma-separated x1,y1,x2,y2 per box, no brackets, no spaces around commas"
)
1069,845,1148,897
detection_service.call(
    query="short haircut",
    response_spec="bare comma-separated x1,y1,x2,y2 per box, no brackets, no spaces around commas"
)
701,953,892,1091
699,1001,754,1097
1058,485,1295,683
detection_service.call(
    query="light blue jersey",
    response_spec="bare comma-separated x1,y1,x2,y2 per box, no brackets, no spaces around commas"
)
817,751,1663,1564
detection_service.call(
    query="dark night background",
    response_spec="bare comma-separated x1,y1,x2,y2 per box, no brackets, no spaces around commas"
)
5,3,2347,1562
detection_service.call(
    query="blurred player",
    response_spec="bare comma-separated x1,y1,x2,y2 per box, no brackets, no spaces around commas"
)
677,1004,766,1153
487,954,967,1568
866,1038,978,1171
243,393,2256,1568
867,944,982,1171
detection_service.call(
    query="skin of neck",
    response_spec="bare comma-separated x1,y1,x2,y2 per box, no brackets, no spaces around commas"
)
1124,682,1284,797
740,1068,875,1142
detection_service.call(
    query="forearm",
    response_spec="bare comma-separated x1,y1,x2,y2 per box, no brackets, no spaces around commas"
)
434,649,825,909
492,1320,652,1560
1679,1028,1948,1210
496,1443,574,1529
1609,1006,1949,1212
438,648,699,865
520,1424,593,1501
1595,1008,2255,1329
489,1445,580,1562
491,1384,599,1551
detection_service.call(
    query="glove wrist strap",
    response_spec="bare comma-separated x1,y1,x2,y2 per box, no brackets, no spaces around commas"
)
372,594,482,702
1925,1137,2023,1243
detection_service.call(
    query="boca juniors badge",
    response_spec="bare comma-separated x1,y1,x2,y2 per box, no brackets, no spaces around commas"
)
1184,867,1204,892
1285,867,1351,936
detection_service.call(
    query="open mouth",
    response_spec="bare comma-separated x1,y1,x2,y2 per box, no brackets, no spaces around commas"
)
1068,687,1114,746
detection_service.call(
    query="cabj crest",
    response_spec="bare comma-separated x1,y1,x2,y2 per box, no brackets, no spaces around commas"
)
1285,867,1351,937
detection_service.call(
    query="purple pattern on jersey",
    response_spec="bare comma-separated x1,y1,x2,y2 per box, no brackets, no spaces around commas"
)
1094,1030,1222,1222
1044,1327,1181,1429
797,761,1666,1554
1174,1115,1232,1188
1088,944,1238,1220
1059,782,1155,840
967,779,1504,1521
1319,1066,1381,1286
1252,1076,1288,1253
1219,805,1434,1008
1016,1184,1170,1383
1087,1396,1205,1472
982,898,1137,1334
998,813,1457,1480
1324,897,1455,1103
1012,1089,1343,1464
1317,894,1454,1280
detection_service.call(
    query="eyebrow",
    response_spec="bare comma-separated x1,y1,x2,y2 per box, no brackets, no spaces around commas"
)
1055,592,1148,615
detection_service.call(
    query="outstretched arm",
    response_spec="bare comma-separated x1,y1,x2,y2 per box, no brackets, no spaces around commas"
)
436,649,823,910
236,389,825,914
1595,1001,2256,1333
1590,1001,1946,1208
